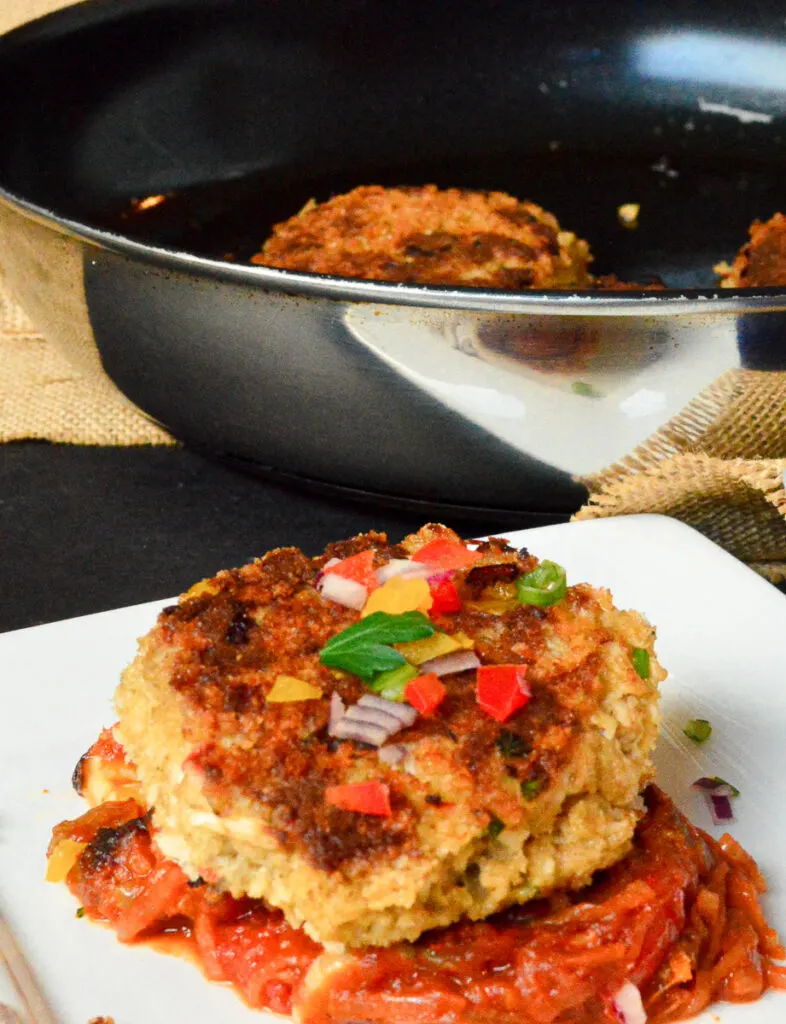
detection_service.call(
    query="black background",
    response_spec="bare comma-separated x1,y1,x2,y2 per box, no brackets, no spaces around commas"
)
1,442,563,633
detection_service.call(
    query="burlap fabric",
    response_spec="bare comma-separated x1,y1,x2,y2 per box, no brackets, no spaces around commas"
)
3,0,786,579
0,279,175,445
0,0,178,446
574,370,786,582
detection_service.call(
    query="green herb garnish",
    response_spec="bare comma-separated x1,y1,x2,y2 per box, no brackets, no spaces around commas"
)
516,561,567,607
486,816,505,839
572,380,598,398
369,662,418,701
521,777,544,800
632,647,650,679
496,730,530,759
684,718,712,744
320,611,435,679
76,906,85,919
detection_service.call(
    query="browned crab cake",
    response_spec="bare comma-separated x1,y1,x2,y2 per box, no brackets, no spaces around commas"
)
114,524,663,950
251,185,592,289
716,212,786,287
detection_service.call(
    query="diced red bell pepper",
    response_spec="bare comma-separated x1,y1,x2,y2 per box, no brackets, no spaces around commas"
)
476,665,530,722
429,577,463,614
324,781,392,816
413,538,482,571
324,550,378,591
404,673,447,715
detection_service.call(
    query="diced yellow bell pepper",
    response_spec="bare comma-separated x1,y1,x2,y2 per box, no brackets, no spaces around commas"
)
451,631,476,649
46,839,88,883
266,675,323,703
466,597,518,615
184,578,220,600
361,577,432,618
396,631,465,665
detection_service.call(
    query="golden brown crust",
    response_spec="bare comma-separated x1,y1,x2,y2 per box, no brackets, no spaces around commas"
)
148,531,592,871
592,273,666,291
252,185,593,289
717,212,786,287
114,524,663,947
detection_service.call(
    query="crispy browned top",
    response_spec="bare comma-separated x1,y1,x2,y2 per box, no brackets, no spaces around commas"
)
252,185,592,289
156,528,614,872
719,212,786,287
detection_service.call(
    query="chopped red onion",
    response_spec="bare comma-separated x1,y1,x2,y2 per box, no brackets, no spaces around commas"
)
314,557,341,587
611,982,647,1024
332,718,390,745
347,707,399,730
318,573,368,610
420,649,481,677
378,743,408,765
692,777,737,825
709,793,734,824
426,569,454,587
329,692,346,732
692,777,734,796
329,694,418,746
375,559,432,584
358,694,418,725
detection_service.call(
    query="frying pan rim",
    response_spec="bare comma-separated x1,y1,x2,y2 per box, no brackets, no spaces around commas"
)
4,187,786,318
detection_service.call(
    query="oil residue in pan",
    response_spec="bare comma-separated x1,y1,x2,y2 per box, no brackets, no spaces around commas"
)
88,149,786,290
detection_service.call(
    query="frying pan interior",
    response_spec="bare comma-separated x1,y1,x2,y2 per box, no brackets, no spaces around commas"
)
1,0,786,287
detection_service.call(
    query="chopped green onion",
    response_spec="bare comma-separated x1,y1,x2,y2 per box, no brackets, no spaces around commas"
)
521,777,544,800
632,647,650,679
572,380,598,398
684,718,712,744
320,611,435,679
369,663,418,701
496,730,530,759
516,561,567,607
486,816,505,839
75,906,85,919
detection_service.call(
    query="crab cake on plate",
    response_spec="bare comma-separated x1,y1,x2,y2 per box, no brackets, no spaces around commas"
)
252,185,592,289
114,524,663,950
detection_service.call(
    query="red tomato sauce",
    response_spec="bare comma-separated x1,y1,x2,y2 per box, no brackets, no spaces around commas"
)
50,787,784,1024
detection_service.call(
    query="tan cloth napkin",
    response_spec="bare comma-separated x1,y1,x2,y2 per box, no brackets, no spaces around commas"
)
0,278,175,445
0,0,175,444
3,0,786,578
1,0,80,36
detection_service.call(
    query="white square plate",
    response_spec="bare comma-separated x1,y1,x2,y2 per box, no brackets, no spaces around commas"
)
1,514,784,1023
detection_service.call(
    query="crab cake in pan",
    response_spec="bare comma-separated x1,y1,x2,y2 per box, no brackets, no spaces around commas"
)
115,524,663,950
716,212,786,287
252,185,592,289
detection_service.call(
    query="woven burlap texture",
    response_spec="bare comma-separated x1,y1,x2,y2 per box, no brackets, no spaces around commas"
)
573,369,786,582
0,279,175,446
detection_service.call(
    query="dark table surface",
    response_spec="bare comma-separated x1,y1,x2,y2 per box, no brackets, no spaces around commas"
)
2,442,570,634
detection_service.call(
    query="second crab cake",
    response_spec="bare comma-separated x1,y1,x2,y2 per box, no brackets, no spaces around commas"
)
114,524,663,950
716,212,786,287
